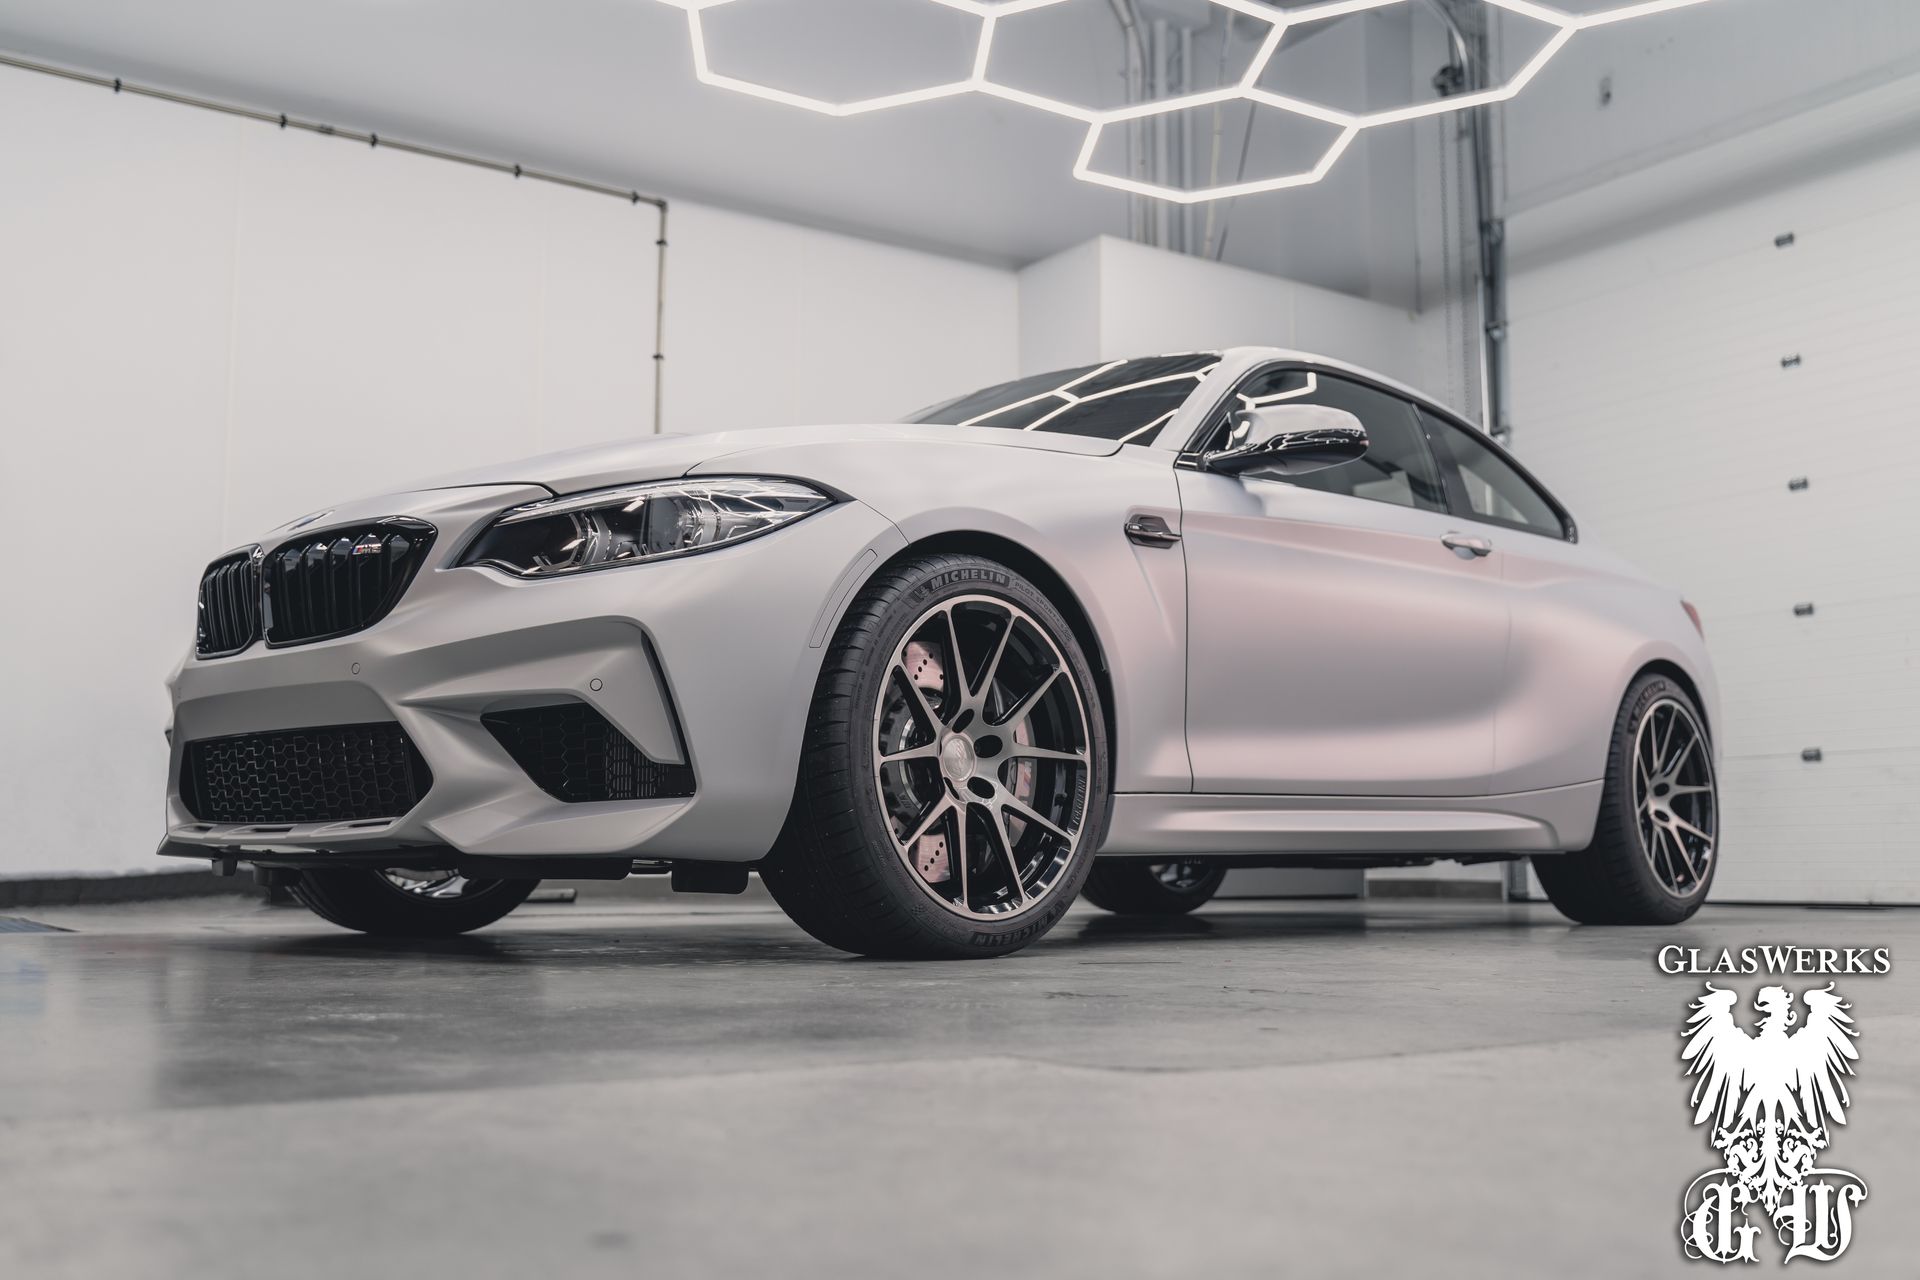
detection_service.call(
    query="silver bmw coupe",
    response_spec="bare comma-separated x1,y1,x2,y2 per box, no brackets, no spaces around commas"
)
162,348,1720,957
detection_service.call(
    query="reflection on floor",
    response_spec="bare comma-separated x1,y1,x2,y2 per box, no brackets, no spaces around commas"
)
1,891,1914,1278
0,916,67,933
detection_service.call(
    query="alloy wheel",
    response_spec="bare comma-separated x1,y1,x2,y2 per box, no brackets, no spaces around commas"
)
378,869,498,901
1630,697,1717,898
1152,862,1216,893
872,594,1092,920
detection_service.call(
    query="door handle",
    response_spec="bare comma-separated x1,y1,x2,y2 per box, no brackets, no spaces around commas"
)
1441,532,1493,557
1124,514,1181,547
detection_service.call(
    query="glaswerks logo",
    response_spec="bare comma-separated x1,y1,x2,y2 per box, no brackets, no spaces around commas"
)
1658,945,1891,976
1669,953,1881,1264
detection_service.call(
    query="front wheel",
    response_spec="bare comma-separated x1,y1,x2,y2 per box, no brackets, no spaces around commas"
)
1080,861,1226,915
1533,672,1718,925
290,869,537,936
761,553,1109,959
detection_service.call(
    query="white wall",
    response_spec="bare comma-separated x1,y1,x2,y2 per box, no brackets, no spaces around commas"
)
1502,99,1920,905
1016,239,1102,377
667,200,1016,433
0,65,1017,879
1502,0,1920,214
1017,235,1419,382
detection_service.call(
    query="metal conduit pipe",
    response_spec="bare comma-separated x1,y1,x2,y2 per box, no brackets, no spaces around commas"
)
0,50,673,433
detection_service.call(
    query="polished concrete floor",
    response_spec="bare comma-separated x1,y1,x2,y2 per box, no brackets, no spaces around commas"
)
1,888,1914,1279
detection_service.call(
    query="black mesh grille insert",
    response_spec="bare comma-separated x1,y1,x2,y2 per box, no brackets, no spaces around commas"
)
482,703,695,803
180,722,433,824
196,551,263,657
263,519,435,648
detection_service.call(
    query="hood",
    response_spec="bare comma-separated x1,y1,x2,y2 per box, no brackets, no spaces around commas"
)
409,423,1124,496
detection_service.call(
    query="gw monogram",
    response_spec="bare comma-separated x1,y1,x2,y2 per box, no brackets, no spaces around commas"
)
1673,968,1872,1264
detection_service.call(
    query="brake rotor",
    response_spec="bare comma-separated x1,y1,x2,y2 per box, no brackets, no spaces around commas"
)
902,640,953,882
894,638,1037,885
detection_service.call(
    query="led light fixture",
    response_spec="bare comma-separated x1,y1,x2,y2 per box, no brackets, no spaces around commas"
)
654,0,1717,204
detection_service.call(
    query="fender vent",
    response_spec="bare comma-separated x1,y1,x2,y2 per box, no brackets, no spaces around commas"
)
482,702,694,803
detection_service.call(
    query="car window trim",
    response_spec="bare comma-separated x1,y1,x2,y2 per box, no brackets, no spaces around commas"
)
1176,360,1450,517
1415,406,1577,543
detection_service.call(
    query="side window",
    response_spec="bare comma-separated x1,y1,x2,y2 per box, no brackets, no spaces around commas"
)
1201,368,1446,513
1421,411,1568,537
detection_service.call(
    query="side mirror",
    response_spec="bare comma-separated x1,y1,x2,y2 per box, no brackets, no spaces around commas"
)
1202,404,1369,477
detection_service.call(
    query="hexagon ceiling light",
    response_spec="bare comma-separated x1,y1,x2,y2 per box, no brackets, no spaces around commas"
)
653,0,1718,204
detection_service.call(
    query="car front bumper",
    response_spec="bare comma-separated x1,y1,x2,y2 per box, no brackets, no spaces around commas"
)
163,484,904,865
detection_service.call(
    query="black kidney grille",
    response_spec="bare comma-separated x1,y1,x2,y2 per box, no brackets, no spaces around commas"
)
264,519,435,647
180,722,433,825
482,702,695,803
197,551,263,657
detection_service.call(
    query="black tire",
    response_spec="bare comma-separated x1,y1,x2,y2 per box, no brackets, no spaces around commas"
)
1081,861,1226,915
760,553,1110,959
290,870,537,936
1533,672,1718,925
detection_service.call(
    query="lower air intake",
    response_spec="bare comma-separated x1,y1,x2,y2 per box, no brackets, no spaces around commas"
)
180,722,433,824
482,702,695,803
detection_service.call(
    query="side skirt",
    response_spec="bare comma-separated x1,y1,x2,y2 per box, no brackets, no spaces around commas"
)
1097,781,1602,858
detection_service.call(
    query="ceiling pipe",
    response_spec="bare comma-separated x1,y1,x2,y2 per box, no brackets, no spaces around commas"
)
1425,0,1510,446
1105,0,1149,243
1180,23,1195,254
1151,17,1172,247
0,50,673,433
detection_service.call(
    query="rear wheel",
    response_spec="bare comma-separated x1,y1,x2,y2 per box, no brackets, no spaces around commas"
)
290,869,537,936
1533,672,1717,925
1080,860,1226,915
761,553,1109,959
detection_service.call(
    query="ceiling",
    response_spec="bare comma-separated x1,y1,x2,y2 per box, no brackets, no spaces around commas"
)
0,0,1432,299
3,1,1908,304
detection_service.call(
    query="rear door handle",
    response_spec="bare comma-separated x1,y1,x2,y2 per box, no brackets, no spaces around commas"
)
1441,532,1493,557
1125,514,1181,547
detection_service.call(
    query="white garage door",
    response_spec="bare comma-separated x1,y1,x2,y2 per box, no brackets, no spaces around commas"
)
1506,146,1920,904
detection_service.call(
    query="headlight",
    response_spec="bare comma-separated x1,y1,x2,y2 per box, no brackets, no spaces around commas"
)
461,477,831,577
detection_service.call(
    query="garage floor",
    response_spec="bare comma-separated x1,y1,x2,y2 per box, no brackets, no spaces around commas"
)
1,890,1913,1279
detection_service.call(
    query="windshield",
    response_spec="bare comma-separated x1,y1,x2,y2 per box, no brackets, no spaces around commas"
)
908,353,1221,446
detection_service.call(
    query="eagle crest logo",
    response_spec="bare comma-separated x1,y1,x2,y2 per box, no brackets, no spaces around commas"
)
1678,982,1867,1263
